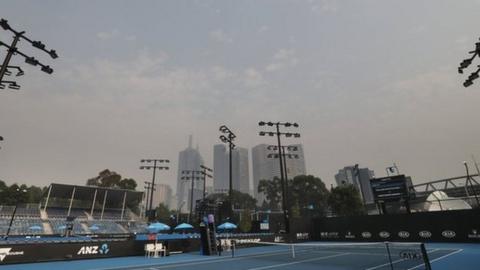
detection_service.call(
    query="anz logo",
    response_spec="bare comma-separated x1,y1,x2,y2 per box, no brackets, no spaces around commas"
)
77,243,109,255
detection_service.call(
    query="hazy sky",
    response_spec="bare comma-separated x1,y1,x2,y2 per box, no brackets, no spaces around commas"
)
1,0,480,192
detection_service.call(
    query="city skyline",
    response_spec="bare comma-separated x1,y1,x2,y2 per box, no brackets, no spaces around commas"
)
1,1,480,193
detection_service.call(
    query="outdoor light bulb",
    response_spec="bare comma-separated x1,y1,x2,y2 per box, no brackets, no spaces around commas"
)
0,19,9,30
41,65,53,74
468,73,479,80
49,50,58,59
25,57,39,66
32,41,46,50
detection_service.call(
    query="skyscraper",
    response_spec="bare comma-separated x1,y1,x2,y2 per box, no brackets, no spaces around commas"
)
151,183,173,209
335,165,375,204
176,135,204,213
213,145,250,195
252,143,307,205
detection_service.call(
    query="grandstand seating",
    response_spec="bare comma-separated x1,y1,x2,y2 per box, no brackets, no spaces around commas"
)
46,208,88,219
87,220,127,234
0,218,45,235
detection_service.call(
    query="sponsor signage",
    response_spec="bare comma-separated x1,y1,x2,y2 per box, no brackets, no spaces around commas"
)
399,250,422,260
77,243,109,255
319,232,339,239
442,230,456,239
468,229,480,239
345,231,355,239
361,232,372,239
0,248,24,262
419,231,432,239
379,231,390,238
398,231,410,239
296,233,309,240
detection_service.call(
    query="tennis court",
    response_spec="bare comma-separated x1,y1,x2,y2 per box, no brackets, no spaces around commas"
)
1,242,476,270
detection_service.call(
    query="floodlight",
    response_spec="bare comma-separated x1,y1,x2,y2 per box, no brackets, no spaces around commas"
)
285,133,292,137
25,57,39,66
458,67,464,74
468,73,479,81
460,59,472,69
464,80,473,87
139,166,145,169
259,131,266,136
258,121,266,126
0,19,9,30
267,122,274,126
49,50,58,59
268,132,274,136
41,65,53,74
32,40,45,50
284,123,292,127
293,123,299,127
294,133,301,138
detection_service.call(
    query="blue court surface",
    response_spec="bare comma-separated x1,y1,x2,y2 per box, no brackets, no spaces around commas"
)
1,242,478,270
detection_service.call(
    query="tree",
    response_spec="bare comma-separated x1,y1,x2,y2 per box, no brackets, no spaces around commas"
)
155,203,173,222
328,184,365,216
258,177,282,210
239,208,252,232
289,175,329,217
206,190,257,210
86,169,137,190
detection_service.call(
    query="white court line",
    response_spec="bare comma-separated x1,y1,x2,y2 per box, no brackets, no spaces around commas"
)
245,253,350,270
406,249,463,270
364,247,442,270
94,248,316,270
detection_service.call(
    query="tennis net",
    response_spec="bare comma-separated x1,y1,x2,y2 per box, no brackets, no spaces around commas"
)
227,240,432,270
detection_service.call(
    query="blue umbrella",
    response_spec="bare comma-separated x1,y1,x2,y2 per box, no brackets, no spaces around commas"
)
217,222,237,230
174,223,194,230
28,225,42,231
147,222,170,232
89,225,100,231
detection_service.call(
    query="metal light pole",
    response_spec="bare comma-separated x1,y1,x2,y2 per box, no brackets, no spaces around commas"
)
140,159,169,218
0,18,57,90
200,165,213,200
219,125,236,208
181,170,202,222
464,161,480,207
259,121,300,234
4,187,27,240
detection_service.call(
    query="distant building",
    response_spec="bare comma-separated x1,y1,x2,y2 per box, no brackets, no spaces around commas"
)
176,135,204,213
213,144,250,195
335,165,375,204
151,184,172,209
252,143,307,206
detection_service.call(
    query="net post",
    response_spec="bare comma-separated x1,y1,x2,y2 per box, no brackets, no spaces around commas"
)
420,243,432,270
384,242,394,270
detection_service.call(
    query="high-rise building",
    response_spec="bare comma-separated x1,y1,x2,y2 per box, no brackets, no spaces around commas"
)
252,143,307,206
335,165,375,204
176,135,204,213
151,184,173,209
213,144,250,195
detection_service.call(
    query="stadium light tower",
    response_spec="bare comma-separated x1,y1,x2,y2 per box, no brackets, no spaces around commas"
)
181,170,202,222
458,38,480,87
200,165,213,200
219,125,236,205
0,18,58,91
140,159,169,219
258,121,300,234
